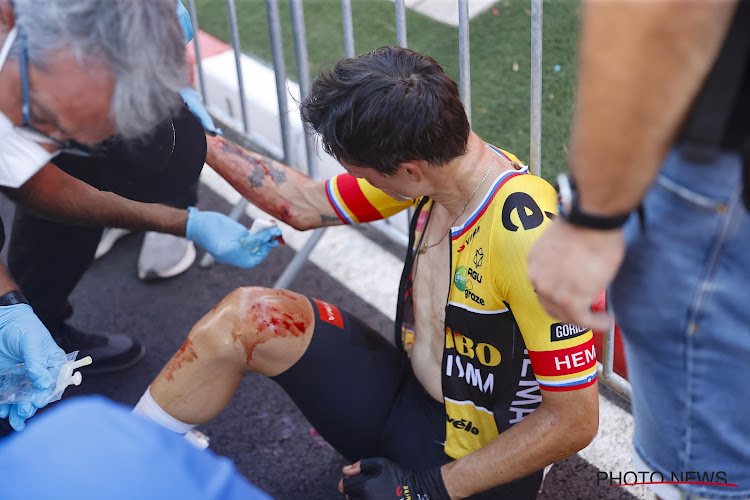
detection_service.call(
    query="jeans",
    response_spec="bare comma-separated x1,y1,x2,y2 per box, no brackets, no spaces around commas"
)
611,149,750,499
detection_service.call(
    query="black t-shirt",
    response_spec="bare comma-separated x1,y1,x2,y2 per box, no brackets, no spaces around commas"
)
722,61,750,150
53,103,207,203
0,105,207,253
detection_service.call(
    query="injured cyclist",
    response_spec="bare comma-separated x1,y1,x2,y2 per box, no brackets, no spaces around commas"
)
132,46,599,500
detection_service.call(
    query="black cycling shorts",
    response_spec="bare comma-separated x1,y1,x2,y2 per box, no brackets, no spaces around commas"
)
272,297,543,500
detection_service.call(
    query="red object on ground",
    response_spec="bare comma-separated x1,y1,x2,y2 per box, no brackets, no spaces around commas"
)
591,290,628,379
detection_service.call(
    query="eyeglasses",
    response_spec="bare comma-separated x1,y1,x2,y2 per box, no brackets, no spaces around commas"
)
16,31,107,157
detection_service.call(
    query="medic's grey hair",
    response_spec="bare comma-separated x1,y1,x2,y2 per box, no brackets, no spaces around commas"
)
12,0,188,139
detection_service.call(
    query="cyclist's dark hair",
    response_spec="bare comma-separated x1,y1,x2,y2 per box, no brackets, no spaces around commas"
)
300,46,470,175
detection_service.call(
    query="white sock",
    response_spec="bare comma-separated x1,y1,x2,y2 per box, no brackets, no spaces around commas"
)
132,385,195,434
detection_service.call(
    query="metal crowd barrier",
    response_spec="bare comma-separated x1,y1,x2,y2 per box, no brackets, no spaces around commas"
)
185,0,630,400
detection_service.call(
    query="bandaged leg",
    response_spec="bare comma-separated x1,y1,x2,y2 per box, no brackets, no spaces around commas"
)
132,385,195,433
141,287,314,427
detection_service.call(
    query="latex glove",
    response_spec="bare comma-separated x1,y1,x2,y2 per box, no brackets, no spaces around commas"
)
176,0,194,44
180,88,222,136
0,304,67,431
340,458,451,500
185,207,281,268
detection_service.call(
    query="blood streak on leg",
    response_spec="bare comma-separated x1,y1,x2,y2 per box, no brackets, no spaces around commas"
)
164,338,198,381
232,299,311,366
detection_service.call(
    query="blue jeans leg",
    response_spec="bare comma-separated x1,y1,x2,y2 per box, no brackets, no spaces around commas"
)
611,149,750,499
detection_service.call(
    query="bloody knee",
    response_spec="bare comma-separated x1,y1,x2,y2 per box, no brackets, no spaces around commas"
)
212,287,314,373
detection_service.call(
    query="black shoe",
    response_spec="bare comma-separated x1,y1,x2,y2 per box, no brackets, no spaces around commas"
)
51,324,145,375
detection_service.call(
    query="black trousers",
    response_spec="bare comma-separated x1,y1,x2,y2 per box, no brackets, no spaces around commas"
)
7,105,206,328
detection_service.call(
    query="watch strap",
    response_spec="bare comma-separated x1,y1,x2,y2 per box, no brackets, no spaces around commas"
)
558,173,631,230
0,290,29,307
564,205,631,230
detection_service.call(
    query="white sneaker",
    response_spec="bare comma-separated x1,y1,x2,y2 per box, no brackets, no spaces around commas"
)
95,228,133,260
137,231,196,280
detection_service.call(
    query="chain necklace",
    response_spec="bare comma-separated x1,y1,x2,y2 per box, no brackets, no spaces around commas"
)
169,120,176,157
418,151,496,254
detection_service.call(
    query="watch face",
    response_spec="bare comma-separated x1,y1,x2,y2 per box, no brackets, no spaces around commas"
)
557,173,573,215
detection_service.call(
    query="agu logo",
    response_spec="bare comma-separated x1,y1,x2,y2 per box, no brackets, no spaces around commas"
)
454,266,467,291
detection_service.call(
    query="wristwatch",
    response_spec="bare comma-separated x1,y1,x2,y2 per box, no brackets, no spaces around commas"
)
557,173,631,230
0,290,29,307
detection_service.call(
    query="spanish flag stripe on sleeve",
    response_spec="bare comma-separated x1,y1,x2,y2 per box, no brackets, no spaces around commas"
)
335,175,385,223
325,178,355,224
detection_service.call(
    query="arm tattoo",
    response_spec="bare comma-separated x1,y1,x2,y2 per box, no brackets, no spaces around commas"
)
220,142,288,188
268,163,287,185
320,213,341,225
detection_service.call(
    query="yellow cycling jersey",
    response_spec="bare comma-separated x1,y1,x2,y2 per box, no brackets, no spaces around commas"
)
325,145,596,459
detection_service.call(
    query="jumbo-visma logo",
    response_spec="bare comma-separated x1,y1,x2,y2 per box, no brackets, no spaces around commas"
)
454,266,467,291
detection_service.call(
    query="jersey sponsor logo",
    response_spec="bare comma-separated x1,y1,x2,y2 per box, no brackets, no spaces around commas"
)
473,248,483,267
550,323,590,342
455,268,486,305
501,192,548,231
509,350,542,424
447,415,480,435
467,267,482,283
454,266,468,291
463,279,485,306
445,354,495,394
445,328,502,366
554,347,595,372
395,485,410,499
445,328,501,395
464,225,480,245
528,338,597,377
312,298,344,328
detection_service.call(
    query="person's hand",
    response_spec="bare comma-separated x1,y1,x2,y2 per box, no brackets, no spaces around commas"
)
0,303,67,431
339,458,451,500
179,88,223,136
527,219,625,331
185,207,282,269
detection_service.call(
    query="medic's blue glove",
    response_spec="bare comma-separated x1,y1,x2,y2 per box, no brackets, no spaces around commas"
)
185,207,281,269
176,0,194,44
341,458,451,500
0,304,66,431
180,88,222,136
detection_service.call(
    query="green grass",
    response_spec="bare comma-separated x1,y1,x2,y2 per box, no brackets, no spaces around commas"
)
193,0,581,181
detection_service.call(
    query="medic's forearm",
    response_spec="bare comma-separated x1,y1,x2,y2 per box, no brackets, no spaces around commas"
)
570,0,736,215
8,164,189,236
204,134,340,230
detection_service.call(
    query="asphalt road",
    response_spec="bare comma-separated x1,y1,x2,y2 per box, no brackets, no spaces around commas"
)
0,185,641,500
